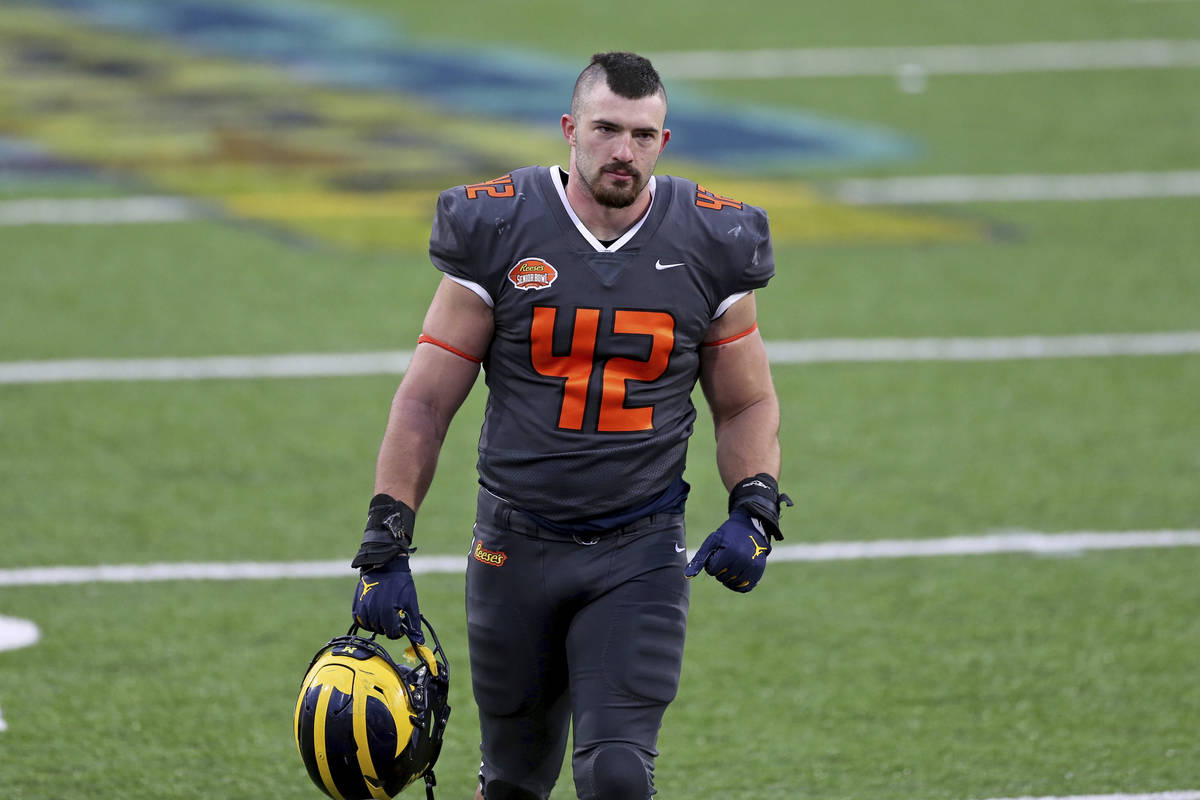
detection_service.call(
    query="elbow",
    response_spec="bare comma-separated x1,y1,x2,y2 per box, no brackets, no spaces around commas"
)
712,392,780,433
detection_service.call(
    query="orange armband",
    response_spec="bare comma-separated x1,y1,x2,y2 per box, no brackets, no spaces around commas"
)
701,322,758,348
417,334,483,364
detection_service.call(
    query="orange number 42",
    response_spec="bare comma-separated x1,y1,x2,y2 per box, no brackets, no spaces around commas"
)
530,307,675,432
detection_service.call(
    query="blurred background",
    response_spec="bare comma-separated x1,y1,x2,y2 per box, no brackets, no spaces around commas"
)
1,1,1198,798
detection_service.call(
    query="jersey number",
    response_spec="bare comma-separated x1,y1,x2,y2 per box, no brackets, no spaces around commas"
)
530,307,674,432
695,184,744,211
465,174,515,200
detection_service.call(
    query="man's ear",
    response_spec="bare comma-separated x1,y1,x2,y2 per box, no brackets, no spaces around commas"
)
561,114,576,145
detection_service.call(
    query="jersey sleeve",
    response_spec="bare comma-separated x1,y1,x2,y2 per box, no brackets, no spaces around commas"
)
679,176,777,311
709,202,775,319
428,189,474,282
734,203,775,293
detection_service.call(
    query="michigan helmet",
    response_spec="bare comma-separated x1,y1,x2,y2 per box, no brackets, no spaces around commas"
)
294,616,451,799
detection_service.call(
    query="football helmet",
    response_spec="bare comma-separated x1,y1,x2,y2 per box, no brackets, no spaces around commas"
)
294,616,451,799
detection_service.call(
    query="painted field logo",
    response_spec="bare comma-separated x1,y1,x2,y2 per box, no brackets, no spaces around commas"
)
473,540,508,567
508,258,558,291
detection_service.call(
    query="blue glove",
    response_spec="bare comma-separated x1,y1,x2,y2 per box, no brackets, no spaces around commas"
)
352,557,424,643
349,493,423,643
684,508,773,592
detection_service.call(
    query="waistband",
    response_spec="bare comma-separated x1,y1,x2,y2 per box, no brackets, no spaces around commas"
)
477,486,681,545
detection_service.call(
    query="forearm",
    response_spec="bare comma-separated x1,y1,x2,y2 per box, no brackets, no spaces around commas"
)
713,394,781,490
373,386,454,510
371,341,482,510
690,377,786,592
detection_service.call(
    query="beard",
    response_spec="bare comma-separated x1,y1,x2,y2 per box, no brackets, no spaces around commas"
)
582,162,644,208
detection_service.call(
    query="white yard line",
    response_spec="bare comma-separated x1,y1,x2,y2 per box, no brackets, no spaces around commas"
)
0,196,200,226
833,171,1200,204
772,530,1200,562
1,531,1198,587
983,793,1200,800
649,39,1200,79
763,332,1200,363
2,168,1197,230
0,351,414,383
2,333,1197,385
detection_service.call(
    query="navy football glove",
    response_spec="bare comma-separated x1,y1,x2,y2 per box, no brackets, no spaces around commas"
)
684,508,773,592
352,557,423,643
349,494,424,644
685,473,792,593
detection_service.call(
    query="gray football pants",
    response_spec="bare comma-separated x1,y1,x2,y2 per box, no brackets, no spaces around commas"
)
468,487,690,800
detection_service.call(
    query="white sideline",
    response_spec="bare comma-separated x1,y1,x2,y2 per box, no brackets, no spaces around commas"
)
2,332,1199,384
649,39,1200,79
1,530,1198,587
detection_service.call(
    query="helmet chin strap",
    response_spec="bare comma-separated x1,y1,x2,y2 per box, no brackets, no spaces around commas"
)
425,771,437,800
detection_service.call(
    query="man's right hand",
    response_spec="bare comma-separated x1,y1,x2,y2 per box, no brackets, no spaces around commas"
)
352,558,424,643
349,493,423,643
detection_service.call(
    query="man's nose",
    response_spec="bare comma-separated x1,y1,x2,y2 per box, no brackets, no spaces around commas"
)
613,134,634,162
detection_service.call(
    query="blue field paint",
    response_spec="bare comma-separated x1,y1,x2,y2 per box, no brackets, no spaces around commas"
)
23,0,916,170
0,137,95,183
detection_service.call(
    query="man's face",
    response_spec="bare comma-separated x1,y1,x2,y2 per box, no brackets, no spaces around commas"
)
565,83,670,209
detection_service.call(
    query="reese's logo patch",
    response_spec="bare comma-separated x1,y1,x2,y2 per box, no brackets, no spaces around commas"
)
473,539,508,567
507,258,558,291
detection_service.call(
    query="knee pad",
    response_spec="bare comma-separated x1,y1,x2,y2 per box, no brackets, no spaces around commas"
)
481,778,542,800
577,744,652,800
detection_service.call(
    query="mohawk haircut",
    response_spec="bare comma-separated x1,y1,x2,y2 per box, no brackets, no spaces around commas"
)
571,51,666,117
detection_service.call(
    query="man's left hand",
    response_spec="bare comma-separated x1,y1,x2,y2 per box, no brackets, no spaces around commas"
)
684,509,772,592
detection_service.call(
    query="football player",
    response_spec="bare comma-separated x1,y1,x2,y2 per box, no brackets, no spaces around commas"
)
350,51,789,800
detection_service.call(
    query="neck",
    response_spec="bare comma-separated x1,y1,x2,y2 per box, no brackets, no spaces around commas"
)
563,168,652,243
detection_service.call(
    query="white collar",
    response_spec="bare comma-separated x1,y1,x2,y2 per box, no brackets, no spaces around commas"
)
550,165,656,253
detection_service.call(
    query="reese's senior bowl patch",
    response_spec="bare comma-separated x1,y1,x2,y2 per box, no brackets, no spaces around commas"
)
508,258,558,291
473,539,508,567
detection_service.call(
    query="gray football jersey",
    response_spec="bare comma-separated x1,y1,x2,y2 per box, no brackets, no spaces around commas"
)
428,165,774,521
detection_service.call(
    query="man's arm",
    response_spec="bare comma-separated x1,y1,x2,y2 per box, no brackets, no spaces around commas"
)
686,292,787,592
374,277,494,509
351,277,492,642
698,292,781,489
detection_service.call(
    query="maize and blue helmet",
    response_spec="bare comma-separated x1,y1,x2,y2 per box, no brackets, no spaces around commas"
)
295,617,450,799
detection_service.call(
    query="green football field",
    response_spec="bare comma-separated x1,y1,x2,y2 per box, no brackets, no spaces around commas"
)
2,1,1199,798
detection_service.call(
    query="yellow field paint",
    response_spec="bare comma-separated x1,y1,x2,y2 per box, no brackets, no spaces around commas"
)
225,181,989,248
0,6,984,251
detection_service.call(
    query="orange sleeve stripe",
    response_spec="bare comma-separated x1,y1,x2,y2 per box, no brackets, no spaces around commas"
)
417,333,483,364
701,322,758,348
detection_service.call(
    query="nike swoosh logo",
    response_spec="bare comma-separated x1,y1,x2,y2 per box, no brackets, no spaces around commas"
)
655,260,685,270
674,543,687,552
